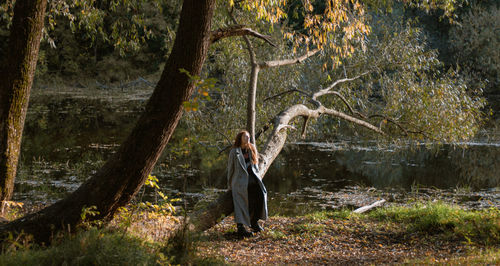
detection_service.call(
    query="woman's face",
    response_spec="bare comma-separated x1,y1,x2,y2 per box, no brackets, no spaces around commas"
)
241,132,250,145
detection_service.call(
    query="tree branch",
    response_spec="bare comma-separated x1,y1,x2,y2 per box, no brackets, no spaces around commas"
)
319,106,385,135
312,71,370,101
255,120,273,140
301,116,310,138
258,49,320,69
368,114,409,136
264,89,311,102
316,90,367,118
210,25,276,47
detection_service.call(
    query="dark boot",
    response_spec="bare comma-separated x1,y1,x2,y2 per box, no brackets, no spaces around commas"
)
251,221,264,233
237,224,253,238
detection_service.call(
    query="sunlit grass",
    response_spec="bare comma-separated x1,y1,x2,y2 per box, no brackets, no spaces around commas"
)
304,209,351,221
406,247,500,265
367,202,500,245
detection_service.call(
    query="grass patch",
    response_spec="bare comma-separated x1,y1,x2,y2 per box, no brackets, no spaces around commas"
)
367,202,500,245
304,209,351,222
263,229,287,240
407,247,500,264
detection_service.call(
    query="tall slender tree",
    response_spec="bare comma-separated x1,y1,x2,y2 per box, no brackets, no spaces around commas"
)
0,0,47,213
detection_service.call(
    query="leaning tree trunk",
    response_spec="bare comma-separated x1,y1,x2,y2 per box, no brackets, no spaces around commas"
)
188,104,320,231
0,0,47,213
0,0,216,244
187,102,383,232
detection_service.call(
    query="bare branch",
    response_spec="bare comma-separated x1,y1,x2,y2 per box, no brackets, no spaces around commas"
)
264,89,311,102
368,114,408,136
312,71,370,101
255,120,273,140
259,49,320,69
301,116,310,139
319,106,385,135
317,91,363,117
210,25,276,47
367,115,431,139
218,144,232,155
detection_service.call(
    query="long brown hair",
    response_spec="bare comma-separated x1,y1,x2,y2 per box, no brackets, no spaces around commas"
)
233,130,258,164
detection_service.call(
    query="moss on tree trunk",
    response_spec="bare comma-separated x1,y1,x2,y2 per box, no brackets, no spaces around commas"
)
0,0,47,212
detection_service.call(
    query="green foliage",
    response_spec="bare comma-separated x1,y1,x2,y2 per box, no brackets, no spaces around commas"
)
264,229,287,240
368,202,500,245
308,18,485,142
0,0,179,83
44,0,177,56
179,68,216,112
142,174,178,215
114,174,179,233
449,4,499,95
405,0,465,22
80,205,102,229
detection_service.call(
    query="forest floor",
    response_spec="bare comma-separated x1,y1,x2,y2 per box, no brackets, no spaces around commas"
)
193,213,499,265
2,197,499,265
14,188,498,265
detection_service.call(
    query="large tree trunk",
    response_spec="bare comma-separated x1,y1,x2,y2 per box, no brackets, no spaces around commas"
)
0,0,216,244
0,0,47,213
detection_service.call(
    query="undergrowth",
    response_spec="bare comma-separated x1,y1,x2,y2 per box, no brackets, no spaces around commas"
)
0,228,166,265
0,175,223,265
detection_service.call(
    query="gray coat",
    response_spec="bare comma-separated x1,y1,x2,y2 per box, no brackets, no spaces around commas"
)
227,146,268,226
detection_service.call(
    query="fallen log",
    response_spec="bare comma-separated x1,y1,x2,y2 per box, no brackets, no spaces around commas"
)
353,199,386,214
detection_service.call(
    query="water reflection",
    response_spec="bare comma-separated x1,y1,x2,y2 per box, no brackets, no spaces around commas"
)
267,142,500,191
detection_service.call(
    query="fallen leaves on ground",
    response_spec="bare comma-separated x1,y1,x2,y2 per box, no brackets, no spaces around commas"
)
196,216,487,265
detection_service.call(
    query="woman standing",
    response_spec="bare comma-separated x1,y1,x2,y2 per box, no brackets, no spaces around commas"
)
227,130,268,238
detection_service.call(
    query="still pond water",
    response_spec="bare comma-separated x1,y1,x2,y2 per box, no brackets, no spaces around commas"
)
14,95,500,214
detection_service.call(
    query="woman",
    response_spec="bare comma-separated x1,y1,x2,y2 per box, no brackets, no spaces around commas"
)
227,130,268,238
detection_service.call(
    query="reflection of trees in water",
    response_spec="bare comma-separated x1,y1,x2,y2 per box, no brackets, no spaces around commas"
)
22,97,142,162
452,146,500,189
270,143,500,191
265,145,372,192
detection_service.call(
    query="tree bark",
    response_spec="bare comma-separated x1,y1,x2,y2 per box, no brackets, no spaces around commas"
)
0,0,47,213
242,36,259,144
0,0,216,244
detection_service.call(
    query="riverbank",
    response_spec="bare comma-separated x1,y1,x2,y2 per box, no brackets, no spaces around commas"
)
195,202,499,264
1,201,498,265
